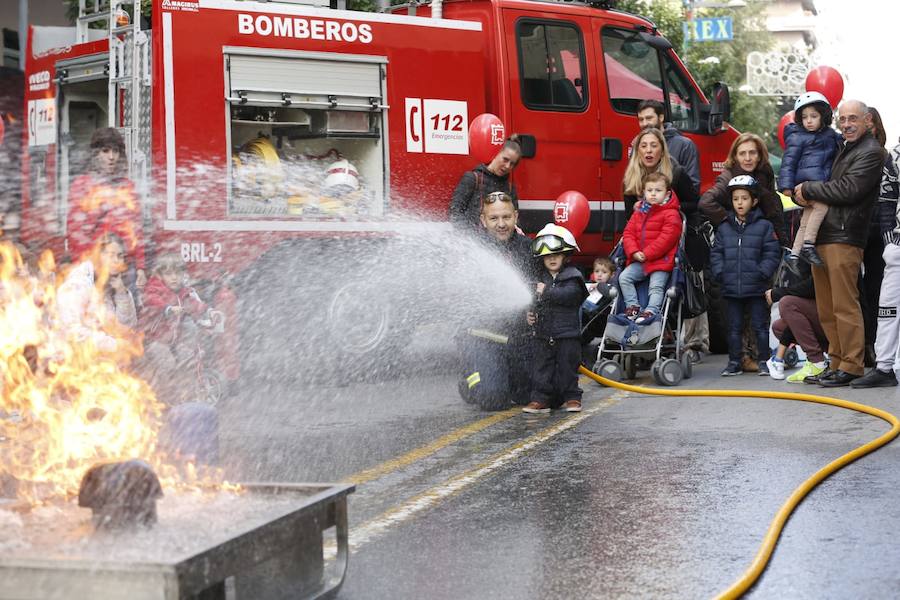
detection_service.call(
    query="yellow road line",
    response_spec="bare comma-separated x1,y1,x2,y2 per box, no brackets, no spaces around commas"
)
341,407,520,485
344,392,624,552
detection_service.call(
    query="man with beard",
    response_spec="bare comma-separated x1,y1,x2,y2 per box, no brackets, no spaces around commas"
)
457,191,537,409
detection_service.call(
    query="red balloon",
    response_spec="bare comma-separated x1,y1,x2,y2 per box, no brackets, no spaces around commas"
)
805,66,844,108
468,113,506,164
777,111,795,150
553,190,590,238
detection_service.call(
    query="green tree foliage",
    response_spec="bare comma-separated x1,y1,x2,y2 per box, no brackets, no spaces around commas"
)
617,0,780,151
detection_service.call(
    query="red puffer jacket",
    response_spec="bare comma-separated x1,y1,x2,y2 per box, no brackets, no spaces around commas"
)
622,193,683,274
139,276,208,345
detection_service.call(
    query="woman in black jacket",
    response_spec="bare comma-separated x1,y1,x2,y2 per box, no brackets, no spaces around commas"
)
449,138,522,231
700,132,788,248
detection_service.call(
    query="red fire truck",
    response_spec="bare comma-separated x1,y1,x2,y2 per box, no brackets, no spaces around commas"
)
20,0,735,372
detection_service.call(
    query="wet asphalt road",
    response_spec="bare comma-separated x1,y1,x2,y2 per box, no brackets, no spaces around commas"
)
219,334,900,599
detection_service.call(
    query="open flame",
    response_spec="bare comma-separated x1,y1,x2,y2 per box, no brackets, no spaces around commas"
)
0,242,232,504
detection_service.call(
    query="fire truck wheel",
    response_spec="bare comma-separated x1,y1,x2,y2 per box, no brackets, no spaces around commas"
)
326,279,410,362
235,240,412,383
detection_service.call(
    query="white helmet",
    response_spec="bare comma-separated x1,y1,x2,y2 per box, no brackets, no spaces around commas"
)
794,91,832,127
533,223,579,256
323,159,360,194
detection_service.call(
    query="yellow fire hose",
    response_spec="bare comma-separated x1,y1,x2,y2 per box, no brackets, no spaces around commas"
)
578,365,900,599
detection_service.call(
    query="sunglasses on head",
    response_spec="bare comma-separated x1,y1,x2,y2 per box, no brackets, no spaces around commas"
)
484,191,512,204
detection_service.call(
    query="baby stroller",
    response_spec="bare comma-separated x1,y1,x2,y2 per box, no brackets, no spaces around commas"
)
592,215,700,386
580,282,618,365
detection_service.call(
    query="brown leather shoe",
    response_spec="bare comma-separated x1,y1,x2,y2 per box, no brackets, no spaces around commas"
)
563,400,582,412
741,356,759,373
522,401,550,414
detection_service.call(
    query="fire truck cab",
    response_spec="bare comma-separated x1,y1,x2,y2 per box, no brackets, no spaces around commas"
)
20,0,735,373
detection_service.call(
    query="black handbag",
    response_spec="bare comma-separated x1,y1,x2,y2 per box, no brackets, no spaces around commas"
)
681,266,708,319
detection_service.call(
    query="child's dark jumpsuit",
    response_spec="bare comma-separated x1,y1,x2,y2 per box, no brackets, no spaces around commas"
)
531,265,589,407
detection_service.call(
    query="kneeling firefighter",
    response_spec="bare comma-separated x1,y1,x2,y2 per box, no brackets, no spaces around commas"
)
456,196,540,411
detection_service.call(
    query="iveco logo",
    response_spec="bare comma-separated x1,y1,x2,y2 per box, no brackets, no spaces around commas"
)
28,71,51,91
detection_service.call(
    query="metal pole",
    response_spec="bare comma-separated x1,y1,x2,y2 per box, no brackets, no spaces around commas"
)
18,0,28,70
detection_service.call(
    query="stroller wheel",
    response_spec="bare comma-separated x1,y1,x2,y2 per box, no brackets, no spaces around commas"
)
623,354,637,380
651,359,664,385
594,359,623,382
680,352,693,379
656,358,684,386
784,347,799,368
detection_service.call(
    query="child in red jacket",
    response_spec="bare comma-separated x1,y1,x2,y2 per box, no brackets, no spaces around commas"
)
140,253,211,348
620,172,683,325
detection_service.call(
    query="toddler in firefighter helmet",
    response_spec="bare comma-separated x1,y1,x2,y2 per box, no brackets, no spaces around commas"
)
777,91,843,267
523,224,588,414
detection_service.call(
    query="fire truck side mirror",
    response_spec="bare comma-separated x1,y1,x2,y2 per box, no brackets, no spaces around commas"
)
708,82,731,133
517,134,537,159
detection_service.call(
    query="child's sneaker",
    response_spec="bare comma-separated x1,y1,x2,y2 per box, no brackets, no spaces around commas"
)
624,305,640,319
766,358,786,380
758,361,770,376
634,310,656,325
721,361,742,376
786,361,825,384
522,401,550,414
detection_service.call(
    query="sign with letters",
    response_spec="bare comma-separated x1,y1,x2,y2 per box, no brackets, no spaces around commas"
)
405,98,468,155
683,17,733,42
28,99,56,147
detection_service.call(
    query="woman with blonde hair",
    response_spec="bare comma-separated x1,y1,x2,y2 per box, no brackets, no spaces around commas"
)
623,127,706,362
623,128,698,216
622,128,701,271
699,132,787,246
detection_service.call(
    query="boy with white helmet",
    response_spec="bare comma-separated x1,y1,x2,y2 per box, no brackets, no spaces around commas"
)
778,92,844,266
522,224,588,414
711,176,782,376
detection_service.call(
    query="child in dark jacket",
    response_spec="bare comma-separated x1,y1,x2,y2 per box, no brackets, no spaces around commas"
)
620,171,683,325
523,224,588,414
711,176,782,376
777,92,843,266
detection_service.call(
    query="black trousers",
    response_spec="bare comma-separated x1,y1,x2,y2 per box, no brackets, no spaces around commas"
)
861,228,885,346
530,337,582,407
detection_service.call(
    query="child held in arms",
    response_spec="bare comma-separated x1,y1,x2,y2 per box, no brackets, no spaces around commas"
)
777,92,843,266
